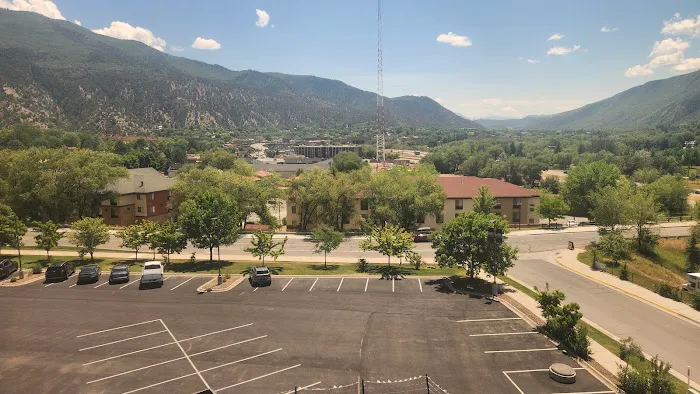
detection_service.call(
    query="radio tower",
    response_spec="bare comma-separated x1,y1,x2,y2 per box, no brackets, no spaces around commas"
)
375,0,386,163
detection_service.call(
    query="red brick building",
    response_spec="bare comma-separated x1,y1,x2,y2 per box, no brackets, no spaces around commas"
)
100,168,174,226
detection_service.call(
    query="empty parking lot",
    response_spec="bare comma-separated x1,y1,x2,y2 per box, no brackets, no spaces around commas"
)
0,275,613,393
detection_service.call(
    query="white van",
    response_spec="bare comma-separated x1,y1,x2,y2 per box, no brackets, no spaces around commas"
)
683,272,700,292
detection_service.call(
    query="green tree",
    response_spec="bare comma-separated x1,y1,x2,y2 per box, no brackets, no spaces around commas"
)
33,220,62,260
618,355,675,394
687,225,700,273
318,171,362,230
310,227,345,268
536,290,590,358
68,217,110,262
360,224,414,266
562,161,621,217
631,167,660,184
139,221,160,259
330,151,365,173
537,193,569,227
200,149,254,175
431,211,508,278
0,203,27,271
288,168,334,231
590,183,633,232
118,223,149,262
540,176,561,194
629,191,660,253
150,221,188,266
245,230,288,266
646,175,691,216
178,190,241,265
472,186,496,214
484,241,518,284
599,232,629,271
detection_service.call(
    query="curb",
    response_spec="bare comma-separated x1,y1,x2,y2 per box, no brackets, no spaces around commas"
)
196,275,245,293
553,254,700,328
0,272,45,287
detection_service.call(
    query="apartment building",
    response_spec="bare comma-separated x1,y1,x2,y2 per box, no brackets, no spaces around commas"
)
100,168,174,226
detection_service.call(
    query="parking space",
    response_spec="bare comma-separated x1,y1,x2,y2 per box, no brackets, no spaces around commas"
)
25,274,212,294
246,276,443,295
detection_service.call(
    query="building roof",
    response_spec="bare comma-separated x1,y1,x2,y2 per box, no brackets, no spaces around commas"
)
110,168,175,194
437,174,539,199
247,159,332,178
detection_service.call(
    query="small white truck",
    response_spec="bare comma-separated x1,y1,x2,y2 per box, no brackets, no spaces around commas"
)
139,261,164,289
683,272,700,292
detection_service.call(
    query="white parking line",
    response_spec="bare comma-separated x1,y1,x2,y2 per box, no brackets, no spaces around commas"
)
282,381,322,393
177,323,254,343
94,281,109,288
77,319,160,338
120,372,198,394
503,367,585,373
87,355,187,384
188,335,267,357
253,286,259,291
365,278,369,292
281,278,294,291
159,319,212,392
469,332,538,337
392,276,394,292
308,278,318,292
337,278,344,292
199,348,282,373
418,279,423,292
456,317,522,322
552,391,614,394
170,276,195,291
502,371,524,394
119,280,139,289
69,284,77,288
79,330,167,351
44,283,54,287
485,347,558,354
216,363,301,392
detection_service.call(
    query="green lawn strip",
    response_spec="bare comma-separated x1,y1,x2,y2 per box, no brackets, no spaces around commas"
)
504,274,687,394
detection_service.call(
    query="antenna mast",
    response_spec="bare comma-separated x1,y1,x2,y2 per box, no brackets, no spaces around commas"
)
376,0,385,163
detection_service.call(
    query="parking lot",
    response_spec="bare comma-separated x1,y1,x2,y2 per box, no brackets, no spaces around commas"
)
1,275,613,393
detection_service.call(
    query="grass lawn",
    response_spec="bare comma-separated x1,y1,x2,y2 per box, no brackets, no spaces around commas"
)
0,253,464,277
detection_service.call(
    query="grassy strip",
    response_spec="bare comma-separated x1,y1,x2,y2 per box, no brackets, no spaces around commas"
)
504,275,688,394
0,254,464,277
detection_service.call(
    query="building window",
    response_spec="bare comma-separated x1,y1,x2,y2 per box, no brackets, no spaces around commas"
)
436,213,444,224
529,204,536,212
493,199,501,210
513,198,522,208
110,208,118,218
110,197,118,206
529,218,535,224
150,193,155,200
137,206,142,213
360,199,369,211
512,211,521,223
150,206,155,214
455,199,463,210
136,194,142,200
291,205,297,214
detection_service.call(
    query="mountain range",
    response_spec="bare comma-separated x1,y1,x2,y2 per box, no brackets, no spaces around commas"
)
0,9,480,132
480,69,700,130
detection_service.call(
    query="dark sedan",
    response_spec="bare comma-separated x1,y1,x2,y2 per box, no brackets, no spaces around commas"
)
77,265,101,284
109,265,130,284
0,260,18,280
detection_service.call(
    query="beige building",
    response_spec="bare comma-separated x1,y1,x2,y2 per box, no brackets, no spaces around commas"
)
100,168,174,226
286,174,539,231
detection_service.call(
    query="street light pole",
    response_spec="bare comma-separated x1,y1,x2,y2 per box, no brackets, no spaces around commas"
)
213,217,223,286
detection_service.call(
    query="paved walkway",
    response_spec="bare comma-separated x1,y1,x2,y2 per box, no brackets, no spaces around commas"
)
555,248,700,326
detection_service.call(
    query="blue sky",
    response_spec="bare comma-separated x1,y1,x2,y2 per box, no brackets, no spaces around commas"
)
3,0,700,119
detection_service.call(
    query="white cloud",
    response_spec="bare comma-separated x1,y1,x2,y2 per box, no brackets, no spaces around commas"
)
649,38,689,58
547,45,581,56
170,45,184,52
0,0,65,19
661,13,700,37
624,64,654,77
547,33,564,41
436,32,472,47
600,26,618,33
74,20,81,26
93,21,166,51
255,9,270,28
192,37,221,50
526,59,540,64
674,58,700,72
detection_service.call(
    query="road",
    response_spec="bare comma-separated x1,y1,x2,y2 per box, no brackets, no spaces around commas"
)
20,224,693,263
510,256,700,380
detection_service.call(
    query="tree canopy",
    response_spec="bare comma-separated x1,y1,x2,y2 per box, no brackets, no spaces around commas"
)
562,161,621,217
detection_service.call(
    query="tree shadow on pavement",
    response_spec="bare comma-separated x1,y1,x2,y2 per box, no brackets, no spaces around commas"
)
169,260,235,273
310,264,340,271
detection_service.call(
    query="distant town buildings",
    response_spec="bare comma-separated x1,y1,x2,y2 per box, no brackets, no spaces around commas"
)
293,145,362,159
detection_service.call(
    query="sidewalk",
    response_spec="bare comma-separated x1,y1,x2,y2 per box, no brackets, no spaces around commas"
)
554,248,700,327
508,220,696,237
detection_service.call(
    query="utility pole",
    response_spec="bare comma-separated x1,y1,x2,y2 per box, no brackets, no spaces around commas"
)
376,0,385,163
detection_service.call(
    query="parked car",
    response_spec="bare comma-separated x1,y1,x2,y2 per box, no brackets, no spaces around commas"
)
0,260,18,279
77,265,101,284
139,261,164,289
248,266,272,287
109,265,130,284
45,261,75,283
413,227,432,242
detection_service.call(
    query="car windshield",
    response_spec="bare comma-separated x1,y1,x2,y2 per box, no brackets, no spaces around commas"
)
81,267,96,273
144,264,160,270
256,268,269,274
46,266,62,272
112,268,127,273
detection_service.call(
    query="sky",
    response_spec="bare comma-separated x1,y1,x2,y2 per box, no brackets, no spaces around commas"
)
3,0,700,119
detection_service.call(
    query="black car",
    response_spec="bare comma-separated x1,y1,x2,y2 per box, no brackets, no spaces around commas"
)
45,261,75,283
77,265,101,284
248,266,272,287
109,265,130,284
0,260,18,279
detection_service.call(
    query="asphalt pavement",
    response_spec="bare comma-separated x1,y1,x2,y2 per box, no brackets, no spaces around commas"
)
510,258,700,379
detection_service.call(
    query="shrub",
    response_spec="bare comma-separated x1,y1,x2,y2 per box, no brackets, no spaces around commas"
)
224,272,231,280
690,293,700,311
654,283,680,301
32,263,42,275
405,251,423,270
356,258,369,273
10,277,17,283
620,263,629,281
619,337,644,362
